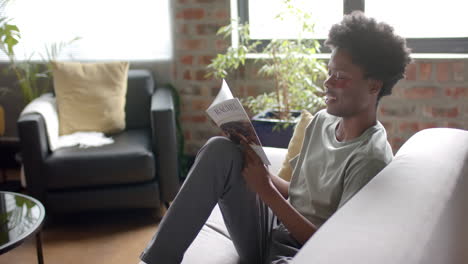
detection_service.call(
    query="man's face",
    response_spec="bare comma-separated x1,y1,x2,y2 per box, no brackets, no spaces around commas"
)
324,48,379,118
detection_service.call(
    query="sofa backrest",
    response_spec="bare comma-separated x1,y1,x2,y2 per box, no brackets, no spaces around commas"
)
125,70,155,129
292,128,468,264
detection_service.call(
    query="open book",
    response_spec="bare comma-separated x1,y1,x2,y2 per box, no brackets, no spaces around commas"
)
206,80,270,165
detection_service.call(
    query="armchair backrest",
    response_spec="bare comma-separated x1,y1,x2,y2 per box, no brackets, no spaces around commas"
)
125,70,155,130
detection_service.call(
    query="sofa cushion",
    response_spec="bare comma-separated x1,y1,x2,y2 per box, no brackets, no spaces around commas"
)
45,129,155,189
52,61,129,135
183,204,239,264
263,146,288,175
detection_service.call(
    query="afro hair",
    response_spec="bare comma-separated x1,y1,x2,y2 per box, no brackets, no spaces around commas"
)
325,11,412,101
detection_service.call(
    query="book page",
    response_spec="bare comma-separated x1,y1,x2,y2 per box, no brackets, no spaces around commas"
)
206,80,270,165
206,98,245,127
208,79,233,108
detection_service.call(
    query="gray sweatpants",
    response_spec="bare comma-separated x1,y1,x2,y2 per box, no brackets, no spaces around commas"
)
140,137,301,264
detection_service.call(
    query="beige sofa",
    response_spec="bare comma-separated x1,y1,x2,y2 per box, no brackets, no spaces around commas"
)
183,128,468,264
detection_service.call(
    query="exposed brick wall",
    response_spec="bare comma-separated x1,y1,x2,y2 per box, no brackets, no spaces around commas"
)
379,60,468,153
173,0,231,154
173,1,468,155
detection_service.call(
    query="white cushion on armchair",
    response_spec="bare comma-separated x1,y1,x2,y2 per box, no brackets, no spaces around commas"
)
20,94,114,151
21,94,60,150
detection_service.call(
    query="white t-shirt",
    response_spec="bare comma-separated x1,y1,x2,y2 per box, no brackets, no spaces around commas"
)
288,110,393,228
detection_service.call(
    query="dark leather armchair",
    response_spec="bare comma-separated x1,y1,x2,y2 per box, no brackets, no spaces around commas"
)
17,70,180,213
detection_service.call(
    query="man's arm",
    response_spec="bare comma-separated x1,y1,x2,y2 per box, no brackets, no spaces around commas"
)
242,141,317,244
269,173,290,199
260,180,317,244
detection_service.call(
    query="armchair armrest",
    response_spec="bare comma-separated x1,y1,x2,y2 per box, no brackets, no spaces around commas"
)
17,113,50,201
151,85,180,202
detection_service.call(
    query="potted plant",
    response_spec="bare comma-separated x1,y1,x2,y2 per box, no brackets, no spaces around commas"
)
0,33,79,104
207,0,327,147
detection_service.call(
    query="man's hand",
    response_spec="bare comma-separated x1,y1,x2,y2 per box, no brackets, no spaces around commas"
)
240,139,273,198
240,138,317,245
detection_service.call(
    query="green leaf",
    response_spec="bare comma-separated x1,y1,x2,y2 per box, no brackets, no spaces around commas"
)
4,24,19,32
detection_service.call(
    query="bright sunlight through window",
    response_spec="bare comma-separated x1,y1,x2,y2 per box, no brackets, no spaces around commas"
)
247,0,468,40
248,0,342,39
366,0,468,38
3,0,172,61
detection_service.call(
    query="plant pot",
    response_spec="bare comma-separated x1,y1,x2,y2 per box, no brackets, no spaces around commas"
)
251,110,301,148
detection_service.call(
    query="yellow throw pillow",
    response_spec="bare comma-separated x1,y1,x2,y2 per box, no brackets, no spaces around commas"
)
277,110,314,181
52,61,129,136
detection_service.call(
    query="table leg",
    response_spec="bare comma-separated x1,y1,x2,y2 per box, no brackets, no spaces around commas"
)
36,231,44,264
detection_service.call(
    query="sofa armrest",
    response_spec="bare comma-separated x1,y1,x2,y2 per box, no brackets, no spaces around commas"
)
151,85,180,202
291,128,468,264
17,113,50,201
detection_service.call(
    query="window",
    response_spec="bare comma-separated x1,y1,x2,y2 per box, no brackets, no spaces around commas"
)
1,0,172,61
248,0,342,40
238,0,468,53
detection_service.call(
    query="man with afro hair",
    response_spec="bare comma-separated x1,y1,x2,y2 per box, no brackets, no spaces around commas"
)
140,11,412,264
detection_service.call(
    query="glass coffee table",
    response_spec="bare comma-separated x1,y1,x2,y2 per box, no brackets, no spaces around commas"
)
0,191,46,263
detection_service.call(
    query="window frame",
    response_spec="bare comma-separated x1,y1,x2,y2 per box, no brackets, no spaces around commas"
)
237,0,468,54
